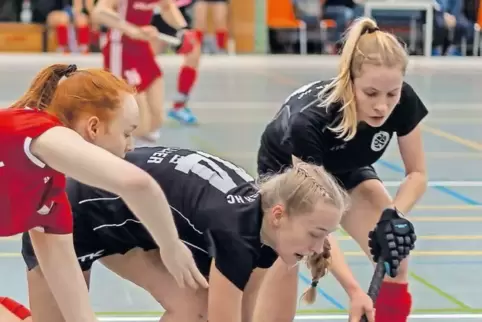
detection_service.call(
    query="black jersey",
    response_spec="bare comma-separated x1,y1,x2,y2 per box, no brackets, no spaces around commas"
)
258,80,428,175
23,147,278,291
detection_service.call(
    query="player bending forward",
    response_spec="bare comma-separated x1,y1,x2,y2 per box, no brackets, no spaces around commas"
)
23,146,416,322
0,64,207,322
255,17,425,322
92,0,199,145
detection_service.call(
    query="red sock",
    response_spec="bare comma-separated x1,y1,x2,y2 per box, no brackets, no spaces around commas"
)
174,66,197,109
194,29,204,45
375,282,412,322
0,297,31,320
215,29,228,50
76,25,90,46
56,25,69,48
91,30,100,46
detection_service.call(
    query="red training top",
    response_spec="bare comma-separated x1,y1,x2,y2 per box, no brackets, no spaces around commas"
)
0,108,73,236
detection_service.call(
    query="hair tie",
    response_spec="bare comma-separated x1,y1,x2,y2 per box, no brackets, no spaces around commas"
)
364,27,380,34
62,64,77,77
311,280,319,288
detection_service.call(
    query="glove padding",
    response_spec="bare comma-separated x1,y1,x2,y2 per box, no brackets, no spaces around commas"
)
368,208,417,278
175,29,197,55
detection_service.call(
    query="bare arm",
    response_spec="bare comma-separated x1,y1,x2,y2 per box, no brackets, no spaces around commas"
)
395,125,428,214
208,261,243,322
91,0,141,37
157,0,188,29
241,268,268,322
325,234,363,297
31,127,179,252
29,230,97,322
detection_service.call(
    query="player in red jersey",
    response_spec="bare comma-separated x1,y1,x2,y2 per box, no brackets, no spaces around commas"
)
92,0,199,144
0,63,207,322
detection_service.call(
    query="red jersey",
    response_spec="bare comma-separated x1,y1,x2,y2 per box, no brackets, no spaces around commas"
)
0,108,73,237
110,0,159,45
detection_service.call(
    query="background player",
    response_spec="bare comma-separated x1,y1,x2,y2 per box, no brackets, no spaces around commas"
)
42,0,93,53
22,147,347,322
254,17,426,322
192,0,229,53
151,0,201,123
0,64,207,322
92,0,198,145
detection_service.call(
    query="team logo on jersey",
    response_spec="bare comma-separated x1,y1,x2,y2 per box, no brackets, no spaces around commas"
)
371,131,390,152
37,201,55,216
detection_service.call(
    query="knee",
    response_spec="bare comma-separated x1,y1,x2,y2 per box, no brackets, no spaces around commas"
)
47,11,70,27
158,292,207,322
163,307,207,322
74,13,89,27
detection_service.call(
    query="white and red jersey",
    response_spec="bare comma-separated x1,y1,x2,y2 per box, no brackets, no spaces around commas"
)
0,108,73,237
109,0,159,45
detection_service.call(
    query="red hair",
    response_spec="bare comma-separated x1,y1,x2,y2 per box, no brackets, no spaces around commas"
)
10,64,135,126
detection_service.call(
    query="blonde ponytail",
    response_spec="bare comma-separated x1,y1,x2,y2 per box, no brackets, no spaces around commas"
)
318,17,407,141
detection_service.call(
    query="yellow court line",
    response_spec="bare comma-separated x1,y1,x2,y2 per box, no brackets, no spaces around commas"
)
422,125,482,151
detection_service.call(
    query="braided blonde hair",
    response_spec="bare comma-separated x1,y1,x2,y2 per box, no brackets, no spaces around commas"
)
258,162,349,301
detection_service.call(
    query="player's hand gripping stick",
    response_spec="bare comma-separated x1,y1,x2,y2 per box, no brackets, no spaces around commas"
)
360,260,386,322
360,208,417,322
369,208,416,277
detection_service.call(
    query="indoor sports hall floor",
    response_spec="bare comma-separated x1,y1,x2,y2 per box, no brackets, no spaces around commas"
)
1,54,482,321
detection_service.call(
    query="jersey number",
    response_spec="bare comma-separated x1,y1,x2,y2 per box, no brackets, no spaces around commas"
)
0,161,4,168
174,151,254,194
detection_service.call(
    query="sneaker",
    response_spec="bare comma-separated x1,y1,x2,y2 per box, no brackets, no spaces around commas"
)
168,106,198,125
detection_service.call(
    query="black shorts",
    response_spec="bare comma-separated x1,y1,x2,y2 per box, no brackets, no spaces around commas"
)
22,207,212,275
21,211,159,272
151,6,192,36
257,149,380,191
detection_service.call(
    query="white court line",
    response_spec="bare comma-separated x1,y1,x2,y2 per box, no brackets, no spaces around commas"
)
384,181,482,187
2,53,482,70
97,314,482,321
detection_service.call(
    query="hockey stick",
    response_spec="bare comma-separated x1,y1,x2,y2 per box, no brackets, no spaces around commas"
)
95,9,182,46
360,259,386,322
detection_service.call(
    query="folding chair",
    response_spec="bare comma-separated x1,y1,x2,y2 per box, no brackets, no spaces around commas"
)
267,0,308,54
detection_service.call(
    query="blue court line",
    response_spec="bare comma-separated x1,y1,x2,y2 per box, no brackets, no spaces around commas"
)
376,159,481,205
298,273,346,309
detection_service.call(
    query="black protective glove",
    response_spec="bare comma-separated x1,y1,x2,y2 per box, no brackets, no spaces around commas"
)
368,208,417,278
